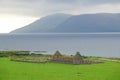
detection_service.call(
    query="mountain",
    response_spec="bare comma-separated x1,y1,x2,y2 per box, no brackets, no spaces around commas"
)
48,13,120,32
11,13,120,33
11,13,72,33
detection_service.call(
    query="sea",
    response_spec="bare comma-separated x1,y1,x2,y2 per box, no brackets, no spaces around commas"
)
0,33,120,57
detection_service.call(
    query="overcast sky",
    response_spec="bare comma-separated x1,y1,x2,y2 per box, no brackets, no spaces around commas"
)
0,0,120,33
1,0,120,17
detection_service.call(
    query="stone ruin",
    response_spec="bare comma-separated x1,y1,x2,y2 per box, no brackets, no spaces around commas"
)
51,51,92,64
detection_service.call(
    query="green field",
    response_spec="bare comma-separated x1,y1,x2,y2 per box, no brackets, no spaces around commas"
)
0,58,120,80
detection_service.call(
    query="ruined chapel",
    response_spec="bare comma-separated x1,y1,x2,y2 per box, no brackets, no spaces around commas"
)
51,51,92,64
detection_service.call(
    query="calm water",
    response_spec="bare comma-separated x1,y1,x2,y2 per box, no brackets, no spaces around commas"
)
0,33,120,57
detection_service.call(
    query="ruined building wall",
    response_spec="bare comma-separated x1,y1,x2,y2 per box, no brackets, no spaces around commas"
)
52,51,86,64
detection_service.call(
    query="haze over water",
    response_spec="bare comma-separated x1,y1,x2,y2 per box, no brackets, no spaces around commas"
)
0,33,120,57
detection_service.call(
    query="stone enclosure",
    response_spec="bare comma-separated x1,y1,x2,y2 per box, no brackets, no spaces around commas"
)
11,50,103,64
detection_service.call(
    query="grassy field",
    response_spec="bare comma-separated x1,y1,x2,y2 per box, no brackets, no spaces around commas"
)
0,57,120,80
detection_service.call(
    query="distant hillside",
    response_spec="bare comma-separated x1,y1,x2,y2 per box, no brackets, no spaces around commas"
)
11,13,120,33
48,13,120,32
11,13,72,33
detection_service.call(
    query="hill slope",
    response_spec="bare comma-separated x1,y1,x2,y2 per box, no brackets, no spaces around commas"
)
11,13,71,33
49,13,120,32
11,13,120,33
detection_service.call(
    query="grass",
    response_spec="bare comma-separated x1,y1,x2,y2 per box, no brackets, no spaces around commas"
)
0,57,120,80
10,55,52,63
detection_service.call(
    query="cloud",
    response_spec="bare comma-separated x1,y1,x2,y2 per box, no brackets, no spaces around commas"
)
46,0,77,4
0,0,120,17
42,0,120,5
46,0,120,4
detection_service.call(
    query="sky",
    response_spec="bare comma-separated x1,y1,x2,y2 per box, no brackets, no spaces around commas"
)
0,0,120,33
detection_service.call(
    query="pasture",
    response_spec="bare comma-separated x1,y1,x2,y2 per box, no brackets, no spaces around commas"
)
0,57,120,80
